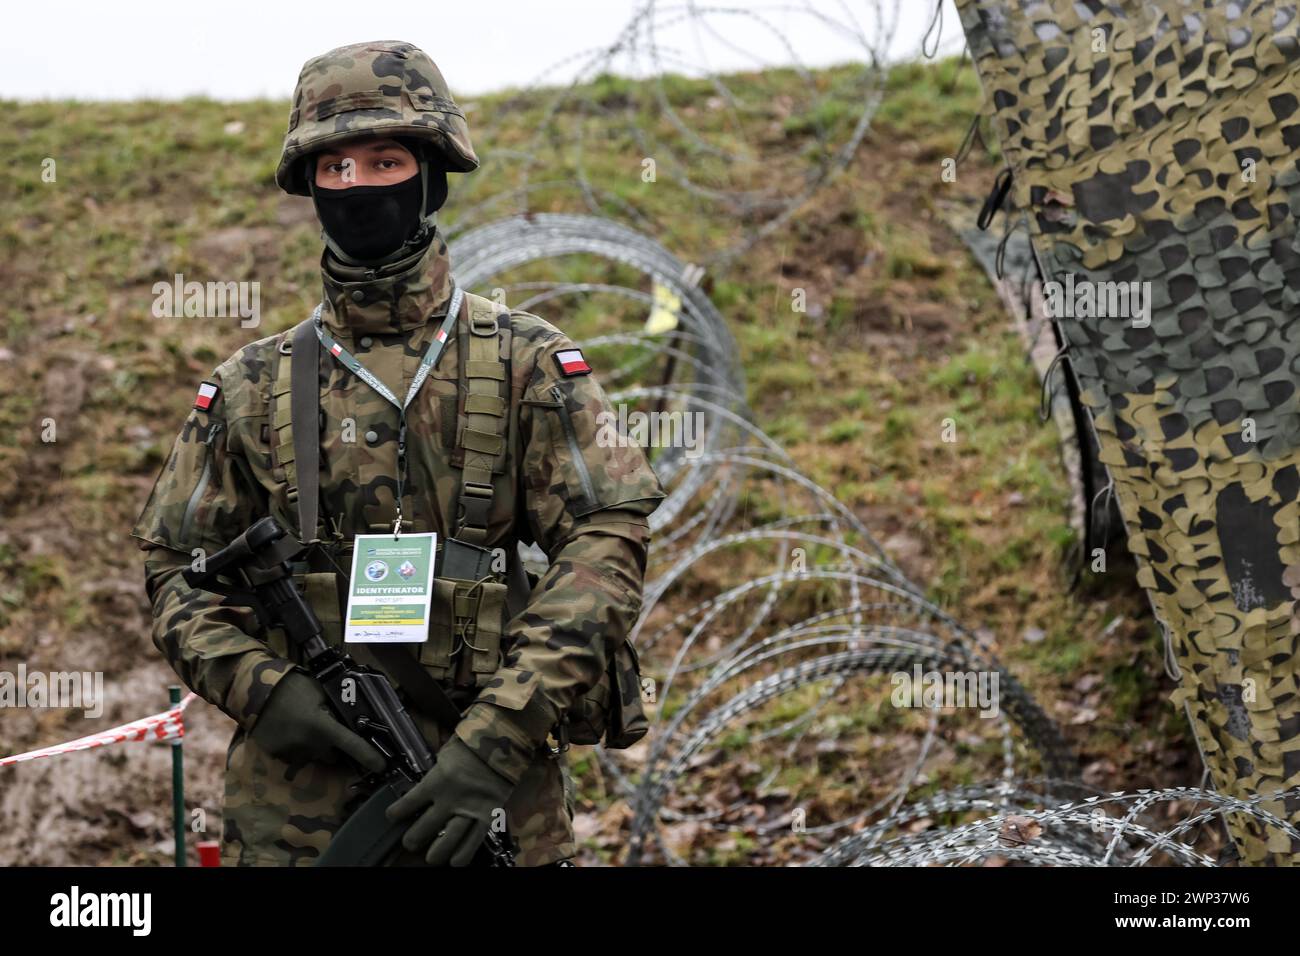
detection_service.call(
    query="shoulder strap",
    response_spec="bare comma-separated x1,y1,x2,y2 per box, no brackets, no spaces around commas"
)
270,317,322,545
455,293,512,546
291,319,322,545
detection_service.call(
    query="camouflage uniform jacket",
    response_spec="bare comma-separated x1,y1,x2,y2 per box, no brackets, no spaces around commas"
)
133,233,665,865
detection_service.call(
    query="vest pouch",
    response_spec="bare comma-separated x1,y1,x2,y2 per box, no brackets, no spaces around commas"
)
263,624,291,662
565,640,649,749
303,571,344,647
420,576,507,685
468,579,508,678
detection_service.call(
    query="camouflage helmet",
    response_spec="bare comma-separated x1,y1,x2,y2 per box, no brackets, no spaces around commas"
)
276,40,478,196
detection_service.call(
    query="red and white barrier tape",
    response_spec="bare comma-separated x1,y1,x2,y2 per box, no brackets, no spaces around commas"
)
0,693,197,767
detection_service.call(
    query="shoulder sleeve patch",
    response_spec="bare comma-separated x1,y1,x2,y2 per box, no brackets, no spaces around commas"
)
553,348,591,377
193,380,221,411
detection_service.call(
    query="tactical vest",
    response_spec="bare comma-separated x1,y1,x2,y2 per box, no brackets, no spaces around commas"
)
265,290,647,749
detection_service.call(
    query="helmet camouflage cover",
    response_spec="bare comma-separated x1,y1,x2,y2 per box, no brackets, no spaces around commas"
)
276,40,479,195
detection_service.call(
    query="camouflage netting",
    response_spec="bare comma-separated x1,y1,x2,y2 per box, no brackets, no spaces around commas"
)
954,0,1300,863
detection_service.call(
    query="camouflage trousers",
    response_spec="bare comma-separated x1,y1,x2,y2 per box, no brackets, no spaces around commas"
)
219,711,576,867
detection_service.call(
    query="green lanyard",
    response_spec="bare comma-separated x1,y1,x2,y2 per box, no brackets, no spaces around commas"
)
313,283,464,537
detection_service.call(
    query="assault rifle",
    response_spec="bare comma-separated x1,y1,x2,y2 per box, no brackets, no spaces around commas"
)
183,515,516,867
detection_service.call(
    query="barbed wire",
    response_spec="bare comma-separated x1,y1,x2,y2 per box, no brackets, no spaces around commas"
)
452,214,1300,868
450,212,1300,866
437,0,1300,864
445,0,899,269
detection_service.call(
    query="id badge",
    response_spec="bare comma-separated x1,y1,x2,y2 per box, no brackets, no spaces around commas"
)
343,532,437,643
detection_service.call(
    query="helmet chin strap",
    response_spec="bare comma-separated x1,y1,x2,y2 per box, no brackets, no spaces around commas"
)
308,156,437,272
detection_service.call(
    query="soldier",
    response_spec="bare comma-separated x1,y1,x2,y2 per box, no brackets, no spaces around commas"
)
133,40,664,866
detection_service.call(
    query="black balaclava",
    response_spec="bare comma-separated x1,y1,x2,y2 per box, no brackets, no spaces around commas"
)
308,140,449,268
312,175,423,262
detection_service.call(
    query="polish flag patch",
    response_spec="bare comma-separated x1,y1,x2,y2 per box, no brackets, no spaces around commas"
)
554,348,591,377
330,342,344,357
436,328,449,344
193,381,220,411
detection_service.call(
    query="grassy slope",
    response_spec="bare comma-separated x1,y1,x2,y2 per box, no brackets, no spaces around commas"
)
0,58,1196,864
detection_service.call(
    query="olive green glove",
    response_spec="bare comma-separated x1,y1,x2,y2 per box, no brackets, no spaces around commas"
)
385,736,516,866
249,671,386,772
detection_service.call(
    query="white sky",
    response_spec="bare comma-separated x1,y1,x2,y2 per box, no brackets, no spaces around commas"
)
1,0,963,100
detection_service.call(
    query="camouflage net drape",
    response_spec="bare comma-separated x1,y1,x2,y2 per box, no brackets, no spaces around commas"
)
953,0,1300,864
